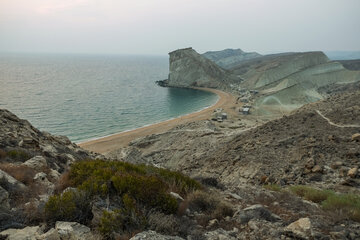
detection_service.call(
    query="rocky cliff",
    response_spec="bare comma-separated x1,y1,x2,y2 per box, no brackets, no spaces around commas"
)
202,48,262,69
165,47,241,90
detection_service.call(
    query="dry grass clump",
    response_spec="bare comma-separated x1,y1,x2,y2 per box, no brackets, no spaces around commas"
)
147,211,180,235
185,190,234,221
289,185,333,203
0,163,36,185
54,171,71,194
264,184,282,192
0,149,6,159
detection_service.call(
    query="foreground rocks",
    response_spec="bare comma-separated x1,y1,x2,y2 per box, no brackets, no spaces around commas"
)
0,221,96,240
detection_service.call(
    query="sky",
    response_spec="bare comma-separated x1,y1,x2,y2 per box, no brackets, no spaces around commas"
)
0,0,359,55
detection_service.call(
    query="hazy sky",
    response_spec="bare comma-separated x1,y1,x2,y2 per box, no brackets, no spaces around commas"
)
0,0,359,55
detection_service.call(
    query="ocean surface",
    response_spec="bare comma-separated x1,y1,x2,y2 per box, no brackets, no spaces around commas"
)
0,53,218,143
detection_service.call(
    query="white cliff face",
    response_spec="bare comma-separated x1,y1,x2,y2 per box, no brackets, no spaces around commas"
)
167,48,239,89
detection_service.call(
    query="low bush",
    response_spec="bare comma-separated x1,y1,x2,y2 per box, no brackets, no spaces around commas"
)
147,211,180,236
112,174,178,214
98,196,146,238
46,159,203,237
45,189,92,225
186,190,233,220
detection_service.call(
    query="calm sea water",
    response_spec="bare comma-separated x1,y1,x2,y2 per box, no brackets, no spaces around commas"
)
0,53,218,143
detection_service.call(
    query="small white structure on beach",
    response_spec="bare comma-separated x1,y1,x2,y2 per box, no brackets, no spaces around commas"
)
242,107,250,115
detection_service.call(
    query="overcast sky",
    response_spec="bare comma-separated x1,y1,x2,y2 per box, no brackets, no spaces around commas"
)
0,0,359,55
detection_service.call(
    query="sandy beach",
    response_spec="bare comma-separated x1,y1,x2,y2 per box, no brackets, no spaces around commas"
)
79,88,237,154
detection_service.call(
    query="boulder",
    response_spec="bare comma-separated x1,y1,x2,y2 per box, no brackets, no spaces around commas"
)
203,228,238,240
330,161,343,169
170,192,184,202
311,165,323,173
348,167,358,178
0,169,27,191
38,228,60,240
285,217,313,239
55,221,92,240
233,204,281,224
351,133,360,142
0,226,40,240
130,230,184,240
22,156,47,170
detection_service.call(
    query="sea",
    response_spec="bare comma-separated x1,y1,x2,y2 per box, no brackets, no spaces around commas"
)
0,53,218,143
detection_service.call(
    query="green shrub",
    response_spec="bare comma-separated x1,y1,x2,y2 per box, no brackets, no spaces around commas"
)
144,166,202,195
289,185,333,203
46,159,201,235
111,174,178,214
45,190,92,225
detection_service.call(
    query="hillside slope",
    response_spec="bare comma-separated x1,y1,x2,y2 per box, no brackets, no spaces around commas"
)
202,48,262,69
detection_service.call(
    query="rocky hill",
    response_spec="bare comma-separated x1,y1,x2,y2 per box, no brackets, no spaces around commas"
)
0,109,99,232
164,47,360,116
202,49,262,69
339,59,360,71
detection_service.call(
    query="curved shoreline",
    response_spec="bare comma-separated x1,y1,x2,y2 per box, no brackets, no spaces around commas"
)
79,87,236,154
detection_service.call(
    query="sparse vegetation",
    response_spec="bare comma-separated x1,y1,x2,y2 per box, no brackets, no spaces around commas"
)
289,185,360,222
